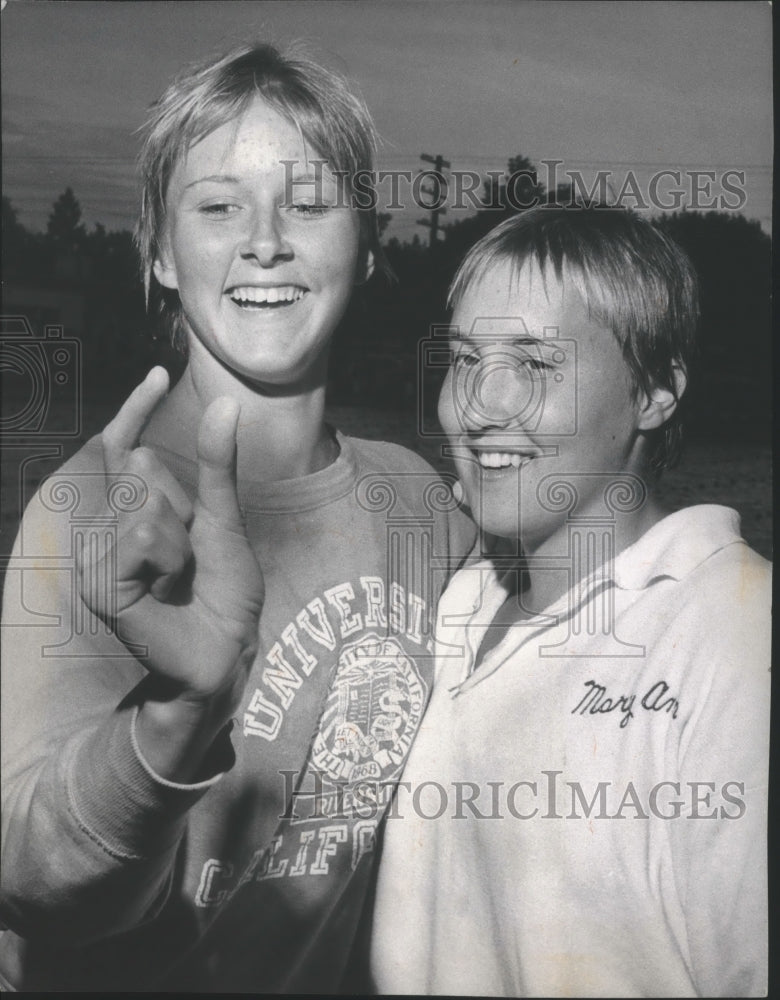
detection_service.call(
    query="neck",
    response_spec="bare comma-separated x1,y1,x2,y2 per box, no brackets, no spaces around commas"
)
517,493,668,615
144,358,337,484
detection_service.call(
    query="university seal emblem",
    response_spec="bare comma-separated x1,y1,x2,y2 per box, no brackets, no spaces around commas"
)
311,633,428,784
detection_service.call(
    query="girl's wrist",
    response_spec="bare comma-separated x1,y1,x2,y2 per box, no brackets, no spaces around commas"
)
134,686,237,783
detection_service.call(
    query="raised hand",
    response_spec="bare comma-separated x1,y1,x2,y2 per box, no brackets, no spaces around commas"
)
77,368,264,778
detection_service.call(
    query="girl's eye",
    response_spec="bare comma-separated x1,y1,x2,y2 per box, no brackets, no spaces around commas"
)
291,203,330,217
199,203,240,217
519,355,554,372
453,351,479,371
513,346,559,375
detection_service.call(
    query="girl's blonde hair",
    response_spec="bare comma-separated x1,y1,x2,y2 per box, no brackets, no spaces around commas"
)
135,42,384,344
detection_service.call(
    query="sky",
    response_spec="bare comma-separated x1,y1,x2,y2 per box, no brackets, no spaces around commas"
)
1,0,773,239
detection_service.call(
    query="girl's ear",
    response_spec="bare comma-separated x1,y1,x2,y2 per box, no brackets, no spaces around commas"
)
355,249,375,286
637,363,687,431
152,243,179,290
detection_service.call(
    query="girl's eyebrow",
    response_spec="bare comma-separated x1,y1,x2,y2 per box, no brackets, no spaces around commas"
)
454,330,547,348
184,174,241,190
512,335,547,347
184,166,331,190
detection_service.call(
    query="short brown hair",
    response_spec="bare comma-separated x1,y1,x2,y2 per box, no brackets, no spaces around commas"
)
448,206,700,473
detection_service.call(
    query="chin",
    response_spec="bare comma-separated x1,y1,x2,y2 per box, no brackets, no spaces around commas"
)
223,348,327,390
464,502,522,542
481,521,523,542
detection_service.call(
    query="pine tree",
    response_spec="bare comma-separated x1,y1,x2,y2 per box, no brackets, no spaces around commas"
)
46,187,86,249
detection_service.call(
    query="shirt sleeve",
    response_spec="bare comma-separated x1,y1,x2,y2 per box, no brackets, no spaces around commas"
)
0,471,231,948
670,548,770,997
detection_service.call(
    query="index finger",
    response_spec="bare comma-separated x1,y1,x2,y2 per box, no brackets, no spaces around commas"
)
102,367,170,472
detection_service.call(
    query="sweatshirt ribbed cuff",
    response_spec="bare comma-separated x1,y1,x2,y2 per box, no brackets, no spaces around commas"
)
66,703,234,861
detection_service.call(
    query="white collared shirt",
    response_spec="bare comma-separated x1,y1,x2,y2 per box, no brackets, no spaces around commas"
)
371,506,770,997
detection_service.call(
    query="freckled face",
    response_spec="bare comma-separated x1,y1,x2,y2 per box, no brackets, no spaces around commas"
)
154,97,366,389
439,259,645,551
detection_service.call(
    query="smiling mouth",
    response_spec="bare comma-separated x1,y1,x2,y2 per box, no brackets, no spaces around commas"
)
473,451,536,470
227,284,308,309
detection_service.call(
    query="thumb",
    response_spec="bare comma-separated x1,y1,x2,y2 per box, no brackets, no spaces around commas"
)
196,397,243,524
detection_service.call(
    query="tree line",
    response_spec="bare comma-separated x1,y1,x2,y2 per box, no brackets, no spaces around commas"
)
1,158,771,442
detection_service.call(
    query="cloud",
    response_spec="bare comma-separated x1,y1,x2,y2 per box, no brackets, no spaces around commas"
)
1,0,771,233
3,91,138,230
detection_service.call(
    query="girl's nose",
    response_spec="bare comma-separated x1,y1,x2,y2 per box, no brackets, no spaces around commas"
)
240,210,293,266
456,357,539,430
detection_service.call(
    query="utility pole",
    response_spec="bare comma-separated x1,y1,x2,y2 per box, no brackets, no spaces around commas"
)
417,153,450,249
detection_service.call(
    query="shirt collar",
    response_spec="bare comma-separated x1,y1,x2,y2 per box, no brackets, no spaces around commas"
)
439,506,746,694
464,504,744,596
610,504,744,590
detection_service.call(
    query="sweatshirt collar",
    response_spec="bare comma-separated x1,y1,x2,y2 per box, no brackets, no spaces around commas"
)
143,429,358,514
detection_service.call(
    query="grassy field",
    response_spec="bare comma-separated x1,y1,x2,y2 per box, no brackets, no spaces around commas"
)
1,398,772,568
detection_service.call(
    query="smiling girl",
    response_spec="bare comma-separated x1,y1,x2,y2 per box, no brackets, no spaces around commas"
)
0,43,473,992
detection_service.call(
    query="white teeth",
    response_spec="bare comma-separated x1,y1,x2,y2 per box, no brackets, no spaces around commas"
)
229,285,306,305
476,452,530,469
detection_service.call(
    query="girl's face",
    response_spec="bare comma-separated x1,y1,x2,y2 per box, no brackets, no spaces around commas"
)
154,96,369,389
439,259,646,553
